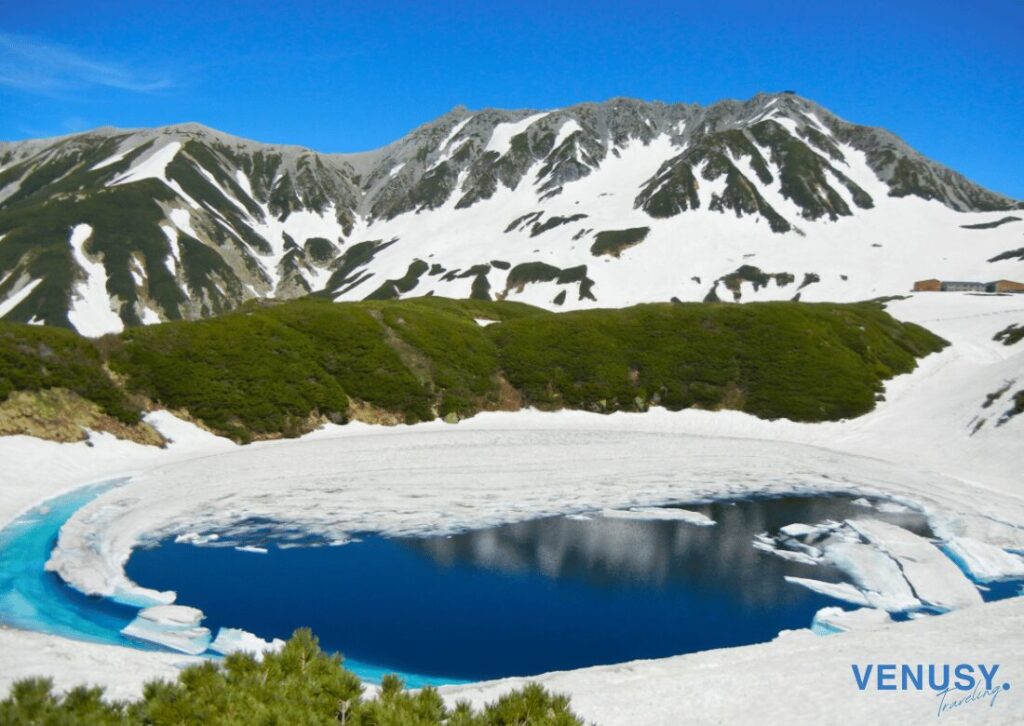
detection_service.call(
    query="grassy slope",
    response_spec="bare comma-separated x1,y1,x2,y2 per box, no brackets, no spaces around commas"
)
0,297,946,442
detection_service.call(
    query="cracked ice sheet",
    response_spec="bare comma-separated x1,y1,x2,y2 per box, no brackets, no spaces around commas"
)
820,540,919,612
847,519,982,611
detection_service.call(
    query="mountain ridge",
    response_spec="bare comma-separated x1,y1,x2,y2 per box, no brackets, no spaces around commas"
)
0,91,1021,335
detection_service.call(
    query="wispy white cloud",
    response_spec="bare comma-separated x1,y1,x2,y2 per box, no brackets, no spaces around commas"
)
0,32,172,94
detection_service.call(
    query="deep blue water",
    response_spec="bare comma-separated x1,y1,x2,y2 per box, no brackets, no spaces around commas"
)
125,495,934,683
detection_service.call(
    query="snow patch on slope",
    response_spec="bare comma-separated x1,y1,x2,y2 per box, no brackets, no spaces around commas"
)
67,224,124,337
552,119,583,148
438,116,473,152
0,278,42,319
485,113,549,156
89,144,138,171
109,142,181,187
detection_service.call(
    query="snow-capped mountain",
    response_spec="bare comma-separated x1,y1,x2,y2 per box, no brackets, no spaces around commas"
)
0,92,1020,335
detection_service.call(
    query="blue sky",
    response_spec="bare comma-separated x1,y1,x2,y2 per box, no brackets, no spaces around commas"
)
1,1,1021,198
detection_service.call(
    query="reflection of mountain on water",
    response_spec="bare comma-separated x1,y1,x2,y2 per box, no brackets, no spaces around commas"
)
405,496,931,610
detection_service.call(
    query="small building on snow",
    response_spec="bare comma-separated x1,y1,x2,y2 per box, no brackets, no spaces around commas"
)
912,279,1024,293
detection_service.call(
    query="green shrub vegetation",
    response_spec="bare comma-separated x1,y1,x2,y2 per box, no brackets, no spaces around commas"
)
715,266,796,301
0,297,946,441
589,227,650,257
994,323,1023,346
0,629,584,725
491,301,944,420
960,215,1020,230
0,324,139,424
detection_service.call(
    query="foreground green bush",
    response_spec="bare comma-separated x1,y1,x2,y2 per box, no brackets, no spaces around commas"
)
0,629,583,725
0,296,946,441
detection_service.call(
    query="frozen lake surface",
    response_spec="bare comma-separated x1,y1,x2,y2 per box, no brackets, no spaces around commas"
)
125,495,934,682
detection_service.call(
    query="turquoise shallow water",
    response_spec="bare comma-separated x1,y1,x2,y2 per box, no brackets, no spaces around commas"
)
0,479,146,648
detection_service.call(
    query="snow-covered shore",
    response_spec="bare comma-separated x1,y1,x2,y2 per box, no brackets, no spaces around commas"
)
442,596,1024,726
1,293,1022,724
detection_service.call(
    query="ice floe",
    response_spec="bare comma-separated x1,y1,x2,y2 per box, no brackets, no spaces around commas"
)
785,577,870,607
811,606,892,635
175,532,220,545
600,507,715,526
779,523,819,538
233,545,269,554
121,605,211,655
209,628,284,658
765,515,992,614
945,536,1024,583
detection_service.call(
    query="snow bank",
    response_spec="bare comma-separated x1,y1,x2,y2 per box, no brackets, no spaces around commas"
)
438,596,1024,726
0,628,197,701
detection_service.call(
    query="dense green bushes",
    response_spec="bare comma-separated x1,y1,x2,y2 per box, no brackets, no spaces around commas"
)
109,298,540,437
0,324,139,423
492,301,943,420
0,297,946,441
0,630,583,725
